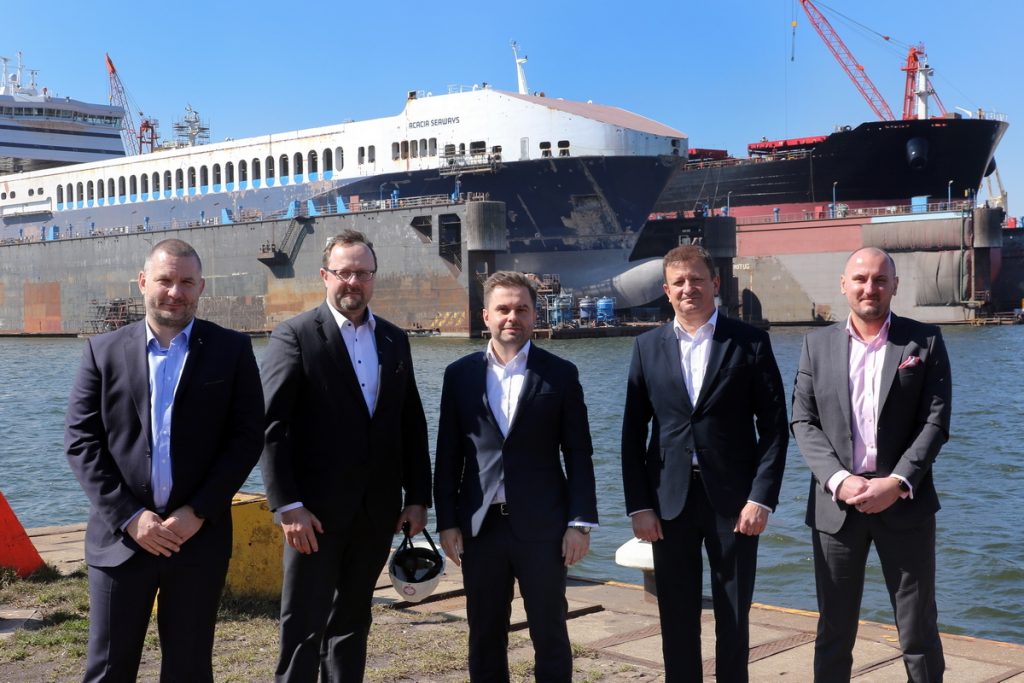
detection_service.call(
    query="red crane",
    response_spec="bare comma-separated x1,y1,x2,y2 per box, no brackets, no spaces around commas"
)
105,54,159,155
799,1,947,122
799,0,895,121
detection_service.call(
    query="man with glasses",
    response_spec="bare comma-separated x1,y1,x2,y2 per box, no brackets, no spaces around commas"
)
261,230,432,682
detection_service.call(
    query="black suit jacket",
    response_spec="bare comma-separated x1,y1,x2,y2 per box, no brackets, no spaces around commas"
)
65,319,265,567
260,303,431,529
434,344,598,541
791,314,951,534
621,315,789,520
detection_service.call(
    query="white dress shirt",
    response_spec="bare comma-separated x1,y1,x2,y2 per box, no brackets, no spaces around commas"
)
485,340,531,504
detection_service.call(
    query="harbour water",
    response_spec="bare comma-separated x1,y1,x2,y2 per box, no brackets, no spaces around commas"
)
1,325,1021,645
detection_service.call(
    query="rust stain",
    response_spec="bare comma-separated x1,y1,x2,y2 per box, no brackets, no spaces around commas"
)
24,282,63,333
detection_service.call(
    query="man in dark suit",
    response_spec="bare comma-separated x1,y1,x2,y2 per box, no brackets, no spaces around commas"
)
261,229,432,682
65,238,265,682
621,245,789,682
792,247,950,682
434,270,598,682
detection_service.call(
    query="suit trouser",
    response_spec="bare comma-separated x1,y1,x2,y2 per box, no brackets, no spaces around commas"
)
84,548,229,683
651,477,759,683
812,512,943,683
461,507,572,683
275,507,394,683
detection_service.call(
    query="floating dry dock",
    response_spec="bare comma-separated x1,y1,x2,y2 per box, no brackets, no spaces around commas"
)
19,521,1024,681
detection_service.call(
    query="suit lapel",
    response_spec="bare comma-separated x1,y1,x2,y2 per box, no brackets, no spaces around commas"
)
177,318,205,396
315,304,371,420
831,324,854,446
877,315,904,418
123,322,152,447
660,323,694,414
695,320,729,409
506,346,543,437
372,320,398,416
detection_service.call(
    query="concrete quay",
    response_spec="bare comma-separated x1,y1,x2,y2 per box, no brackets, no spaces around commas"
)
16,523,1024,681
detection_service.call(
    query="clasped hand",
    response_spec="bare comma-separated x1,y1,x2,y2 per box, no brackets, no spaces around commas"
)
839,475,901,514
127,506,204,557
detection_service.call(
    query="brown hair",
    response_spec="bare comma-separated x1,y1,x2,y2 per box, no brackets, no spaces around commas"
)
322,230,378,270
483,271,538,308
663,245,716,281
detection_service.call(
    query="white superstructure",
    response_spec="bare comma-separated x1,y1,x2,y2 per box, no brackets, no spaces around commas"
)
0,52,125,178
0,84,685,221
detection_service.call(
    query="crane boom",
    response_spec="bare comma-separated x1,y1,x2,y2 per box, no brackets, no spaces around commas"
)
106,54,139,155
799,0,895,121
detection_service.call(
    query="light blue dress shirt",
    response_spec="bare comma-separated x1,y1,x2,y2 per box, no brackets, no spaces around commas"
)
146,320,193,513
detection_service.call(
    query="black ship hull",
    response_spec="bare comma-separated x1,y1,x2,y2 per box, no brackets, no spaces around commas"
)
655,117,1008,213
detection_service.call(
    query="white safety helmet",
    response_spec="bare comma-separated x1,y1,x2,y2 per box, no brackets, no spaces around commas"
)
388,528,445,603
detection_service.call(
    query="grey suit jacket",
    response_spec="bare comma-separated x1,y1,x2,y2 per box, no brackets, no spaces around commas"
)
791,314,952,534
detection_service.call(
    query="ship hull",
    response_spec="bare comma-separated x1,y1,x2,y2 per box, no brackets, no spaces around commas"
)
656,118,1008,213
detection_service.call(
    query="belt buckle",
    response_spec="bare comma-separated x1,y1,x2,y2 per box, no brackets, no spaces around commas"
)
498,502,509,516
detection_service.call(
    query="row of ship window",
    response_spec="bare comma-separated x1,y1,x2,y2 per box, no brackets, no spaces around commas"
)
1,105,121,126
54,148,342,205
6,138,574,205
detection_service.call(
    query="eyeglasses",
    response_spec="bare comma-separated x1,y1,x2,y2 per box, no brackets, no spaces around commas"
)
324,268,376,282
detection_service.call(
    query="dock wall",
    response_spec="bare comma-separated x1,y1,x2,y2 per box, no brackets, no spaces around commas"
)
0,201,506,336
734,208,1006,324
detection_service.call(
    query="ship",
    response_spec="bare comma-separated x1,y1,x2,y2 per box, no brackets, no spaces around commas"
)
0,46,684,311
654,115,1007,218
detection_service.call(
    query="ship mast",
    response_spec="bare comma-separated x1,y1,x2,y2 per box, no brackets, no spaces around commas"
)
511,41,529,95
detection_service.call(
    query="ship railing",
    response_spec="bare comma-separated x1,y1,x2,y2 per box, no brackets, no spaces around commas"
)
686,148,813,169
733,199,975,226
0,192,486,246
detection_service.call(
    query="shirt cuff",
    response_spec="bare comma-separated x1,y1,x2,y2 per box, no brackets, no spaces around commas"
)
628,509,654,517
273,501,304,524
120,508,145,532
569,522,599,529
827,470,853,501
746,500,772,513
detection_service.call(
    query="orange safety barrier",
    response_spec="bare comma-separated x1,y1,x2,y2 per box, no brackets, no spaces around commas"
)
0,491,45,577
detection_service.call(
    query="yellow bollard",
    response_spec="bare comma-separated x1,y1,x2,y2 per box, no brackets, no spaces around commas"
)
226,492,284,598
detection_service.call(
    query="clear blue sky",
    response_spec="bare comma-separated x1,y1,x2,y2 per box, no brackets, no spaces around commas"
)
7,0,1022,213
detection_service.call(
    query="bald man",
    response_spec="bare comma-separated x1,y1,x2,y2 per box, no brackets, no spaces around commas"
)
791,248,951,683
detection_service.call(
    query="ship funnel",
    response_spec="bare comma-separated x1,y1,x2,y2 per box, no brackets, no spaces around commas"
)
906,137,929,171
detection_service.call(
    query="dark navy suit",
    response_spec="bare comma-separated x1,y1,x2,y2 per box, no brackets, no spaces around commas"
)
260,303,432,682
621,315,789,682
65,318,265,682
434,344,598,682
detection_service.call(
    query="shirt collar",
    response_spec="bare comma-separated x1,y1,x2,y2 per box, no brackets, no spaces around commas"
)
845,313,891,345
146,318,195,350
486,339,531,370
326,300,376,331
673,309,718,341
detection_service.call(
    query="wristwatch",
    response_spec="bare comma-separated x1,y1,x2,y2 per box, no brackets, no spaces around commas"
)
571,525,591,535
895,478,910,493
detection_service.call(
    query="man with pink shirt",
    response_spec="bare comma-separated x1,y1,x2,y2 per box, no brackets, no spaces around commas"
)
792,247,951,683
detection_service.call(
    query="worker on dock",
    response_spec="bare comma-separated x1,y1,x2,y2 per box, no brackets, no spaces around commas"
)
620,245,789,682
64,238,265,682
434,270,598,682
792,247,950,682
